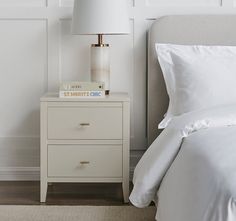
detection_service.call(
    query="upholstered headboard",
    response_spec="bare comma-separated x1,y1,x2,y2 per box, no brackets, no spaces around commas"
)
147,15,236,146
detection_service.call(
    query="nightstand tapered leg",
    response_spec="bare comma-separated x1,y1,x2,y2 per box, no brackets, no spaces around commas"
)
40,181,48,203
122,181,129,203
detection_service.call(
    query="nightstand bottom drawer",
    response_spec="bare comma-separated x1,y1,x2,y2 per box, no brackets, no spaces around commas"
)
48,145,122,178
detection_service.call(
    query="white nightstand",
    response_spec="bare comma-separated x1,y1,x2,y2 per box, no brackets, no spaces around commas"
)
40,92,130,203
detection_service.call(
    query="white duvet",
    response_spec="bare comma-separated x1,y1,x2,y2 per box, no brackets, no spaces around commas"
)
130,104,236,221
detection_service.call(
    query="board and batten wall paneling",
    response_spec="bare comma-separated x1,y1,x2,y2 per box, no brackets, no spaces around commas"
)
0,0,235,180
0,0,46,7
0,18,47,180
146,0,222,7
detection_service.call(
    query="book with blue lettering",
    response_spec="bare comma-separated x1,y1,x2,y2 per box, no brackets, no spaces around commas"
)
59,90,105,98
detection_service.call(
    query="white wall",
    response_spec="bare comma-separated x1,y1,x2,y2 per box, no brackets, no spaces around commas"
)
0,0,235,180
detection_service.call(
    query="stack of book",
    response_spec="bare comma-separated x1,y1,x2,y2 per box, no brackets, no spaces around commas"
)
59,82,105,98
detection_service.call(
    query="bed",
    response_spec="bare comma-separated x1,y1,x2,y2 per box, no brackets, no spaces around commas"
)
129,15,236,221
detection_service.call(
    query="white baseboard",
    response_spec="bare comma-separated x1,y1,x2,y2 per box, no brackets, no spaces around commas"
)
0,150,145,181
0,167,40,181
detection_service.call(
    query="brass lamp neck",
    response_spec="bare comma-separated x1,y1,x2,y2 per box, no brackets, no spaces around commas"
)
98,34,103,45
91,34,109,47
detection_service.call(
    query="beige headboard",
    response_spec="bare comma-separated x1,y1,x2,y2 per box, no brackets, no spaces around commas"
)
147,15,236,146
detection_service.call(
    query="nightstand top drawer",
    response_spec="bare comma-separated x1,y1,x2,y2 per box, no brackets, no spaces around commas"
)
48,145,122,178
47,105,122,140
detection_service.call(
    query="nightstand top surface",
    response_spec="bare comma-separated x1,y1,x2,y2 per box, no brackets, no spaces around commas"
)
41,92,130,102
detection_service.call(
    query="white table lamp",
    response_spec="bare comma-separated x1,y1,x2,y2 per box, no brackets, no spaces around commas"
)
72,0,130,95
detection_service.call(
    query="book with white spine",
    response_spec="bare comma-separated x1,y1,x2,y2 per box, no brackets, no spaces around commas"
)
60,82,105,92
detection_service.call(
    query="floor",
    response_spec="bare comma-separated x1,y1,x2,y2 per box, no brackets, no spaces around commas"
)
0,182,131,205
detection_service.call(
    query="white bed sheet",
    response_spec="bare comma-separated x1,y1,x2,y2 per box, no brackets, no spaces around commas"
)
130,104,236,221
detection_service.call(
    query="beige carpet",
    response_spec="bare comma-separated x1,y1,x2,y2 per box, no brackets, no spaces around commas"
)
0,206,156,221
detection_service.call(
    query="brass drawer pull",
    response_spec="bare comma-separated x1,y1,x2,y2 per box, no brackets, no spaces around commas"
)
80,161,90,165
80,123,90,126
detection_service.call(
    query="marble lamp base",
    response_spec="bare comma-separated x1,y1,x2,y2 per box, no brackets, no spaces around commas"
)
91,44,110,95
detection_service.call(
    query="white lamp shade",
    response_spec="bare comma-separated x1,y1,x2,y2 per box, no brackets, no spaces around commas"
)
72,0,130,35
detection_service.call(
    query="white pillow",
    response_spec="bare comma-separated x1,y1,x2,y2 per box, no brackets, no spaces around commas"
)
156,43,236,128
